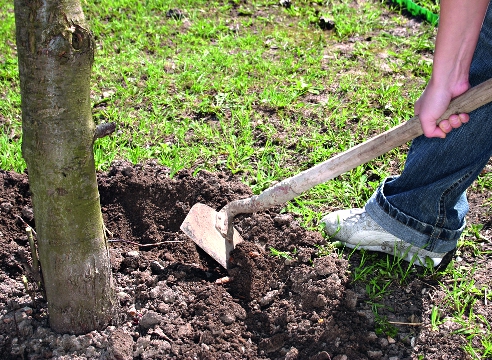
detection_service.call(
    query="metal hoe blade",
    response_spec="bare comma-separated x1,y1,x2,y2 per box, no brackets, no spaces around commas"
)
180,203,243,269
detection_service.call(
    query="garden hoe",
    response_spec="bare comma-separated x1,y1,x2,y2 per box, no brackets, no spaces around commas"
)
181,78,492,269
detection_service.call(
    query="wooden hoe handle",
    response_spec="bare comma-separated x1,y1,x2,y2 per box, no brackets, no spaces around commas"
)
220,77,492,219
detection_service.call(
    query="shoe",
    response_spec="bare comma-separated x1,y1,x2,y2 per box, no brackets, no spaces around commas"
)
321,208,446,267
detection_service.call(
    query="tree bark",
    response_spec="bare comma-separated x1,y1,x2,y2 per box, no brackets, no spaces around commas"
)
14,0,116,334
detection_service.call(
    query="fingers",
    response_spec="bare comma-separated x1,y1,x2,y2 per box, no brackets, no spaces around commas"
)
436,113,469,136
420,113,469,138
447,113,469,128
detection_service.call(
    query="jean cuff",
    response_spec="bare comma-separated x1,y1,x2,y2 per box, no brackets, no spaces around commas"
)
365,177,463,253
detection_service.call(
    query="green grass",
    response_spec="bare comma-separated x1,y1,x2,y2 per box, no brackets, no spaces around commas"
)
413,0,440,14
269,246,295,260
438,265,492,358
2,0,432,185
340,244,492,358
2,0,491,357
0,1,23,173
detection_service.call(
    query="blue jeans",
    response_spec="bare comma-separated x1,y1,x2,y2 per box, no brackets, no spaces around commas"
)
365,2,492,254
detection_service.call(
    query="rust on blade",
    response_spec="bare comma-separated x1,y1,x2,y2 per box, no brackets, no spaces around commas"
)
180,203,244,269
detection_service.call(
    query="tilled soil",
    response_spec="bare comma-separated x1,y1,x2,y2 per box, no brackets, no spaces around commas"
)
0,161,491,359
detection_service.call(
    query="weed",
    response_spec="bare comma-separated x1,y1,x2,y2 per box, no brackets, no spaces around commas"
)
374,312,398,338
430,305,442,331
269,247,295,260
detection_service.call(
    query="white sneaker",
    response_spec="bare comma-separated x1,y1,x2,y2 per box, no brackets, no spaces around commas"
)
321,208,445,267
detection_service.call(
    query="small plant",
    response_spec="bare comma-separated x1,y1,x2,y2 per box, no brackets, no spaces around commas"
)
371,304,398,337
461,223,486,241
430,305,442,331
442,266,482,316
314,243,342,258
269,247,294,260
458,223,492,259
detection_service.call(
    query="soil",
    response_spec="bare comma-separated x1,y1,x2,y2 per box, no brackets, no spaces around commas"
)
0,161,491,360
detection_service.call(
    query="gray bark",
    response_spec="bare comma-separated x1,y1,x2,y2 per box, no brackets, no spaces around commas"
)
14,0,116,334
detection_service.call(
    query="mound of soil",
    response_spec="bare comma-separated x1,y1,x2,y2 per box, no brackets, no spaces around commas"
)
0,161,490,359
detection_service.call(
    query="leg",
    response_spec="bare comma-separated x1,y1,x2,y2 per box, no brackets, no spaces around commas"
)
323,3,492,265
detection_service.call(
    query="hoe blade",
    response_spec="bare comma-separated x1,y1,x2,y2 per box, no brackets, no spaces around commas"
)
180,203,243,269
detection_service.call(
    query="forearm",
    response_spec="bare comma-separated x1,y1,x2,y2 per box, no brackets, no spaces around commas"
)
415,0,489,137
430,0,489,94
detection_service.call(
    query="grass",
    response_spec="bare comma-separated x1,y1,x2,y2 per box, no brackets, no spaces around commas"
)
341,244,492,358
2,0,430,186
2,0,491,358
269,246,295,260
439,265,492,358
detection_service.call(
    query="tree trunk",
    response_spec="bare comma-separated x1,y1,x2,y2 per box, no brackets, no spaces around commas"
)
14,0,116,334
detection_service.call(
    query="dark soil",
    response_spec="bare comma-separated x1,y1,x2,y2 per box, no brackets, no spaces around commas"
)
1,161,491,360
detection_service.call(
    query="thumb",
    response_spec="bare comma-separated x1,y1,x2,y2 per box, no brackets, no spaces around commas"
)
419,115,447,138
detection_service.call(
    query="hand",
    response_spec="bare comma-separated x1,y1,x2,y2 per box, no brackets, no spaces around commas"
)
414,81,470,138
436,113,470,136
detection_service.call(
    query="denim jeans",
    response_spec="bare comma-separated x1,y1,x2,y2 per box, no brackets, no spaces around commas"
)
365,2,492,254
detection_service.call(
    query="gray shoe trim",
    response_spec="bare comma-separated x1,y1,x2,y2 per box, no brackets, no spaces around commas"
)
322,208,446,267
